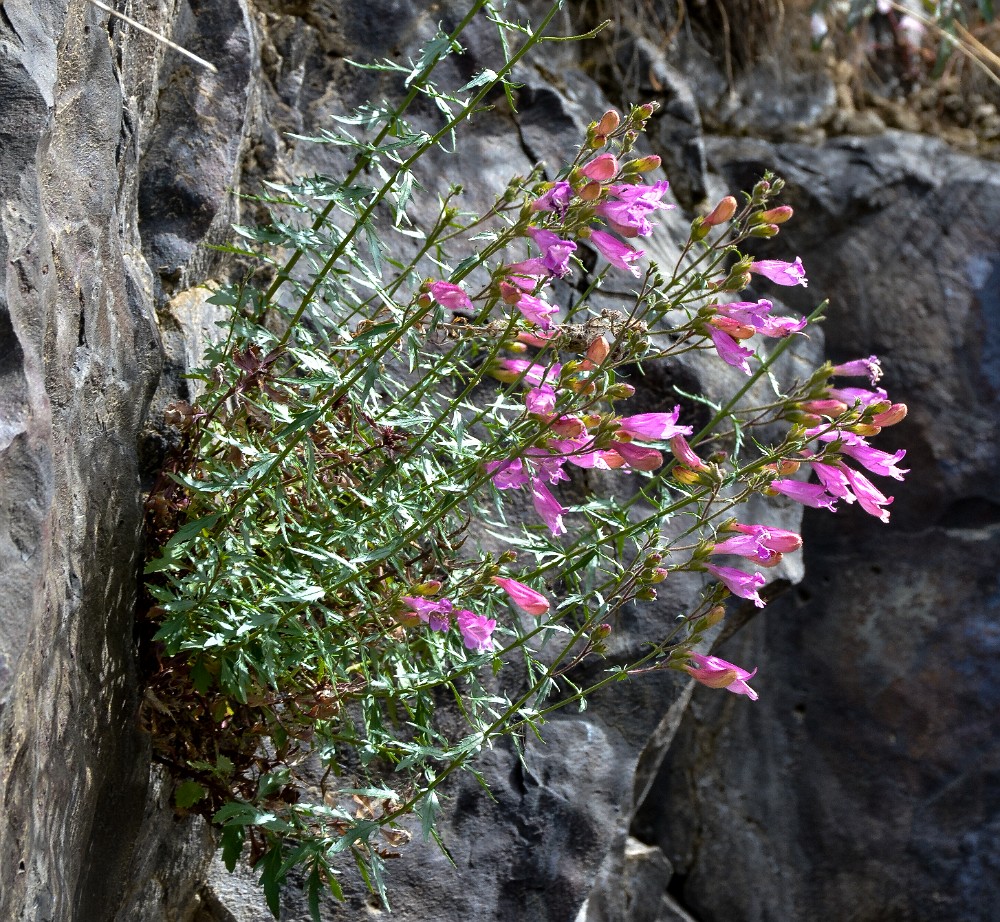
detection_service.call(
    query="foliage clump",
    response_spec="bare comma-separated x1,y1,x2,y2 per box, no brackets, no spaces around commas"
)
141,2,910,914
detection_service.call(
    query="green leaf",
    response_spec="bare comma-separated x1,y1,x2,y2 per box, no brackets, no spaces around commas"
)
307,865,323,922
259,844,283,918
220,825,245,872
457,68,498,93
175,781,207,809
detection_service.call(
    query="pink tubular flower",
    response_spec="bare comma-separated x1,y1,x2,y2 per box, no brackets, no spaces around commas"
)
670,434,710,472
525,450,570,485
526,227,577,277
580,153,619,181
588,229,644,276
525,385,557,415
810,460,855,502
841,464,893,522
485,458,530,490
710,535,782,567
730,523,803,553
711,298,805,337
828,386,888,408
500,275,536,303
831,355,882,385
402,596,453,632
618,406,693,442
517,329,557,349
531,181,573,215
611,440,664,471
494,358,562,387
705,564,767,608
429,280,473,311
686,653,758,700
756,314,808,338
807,428,908,481
750,257,808,287
531,478,567,536
707,326,755,376
546,435,611,469
456,609,496,653
515,293,559,330
596,180,673,237
492,577,550,616
770,478,839,511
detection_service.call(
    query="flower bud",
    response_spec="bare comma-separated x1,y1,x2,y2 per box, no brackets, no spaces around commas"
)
592,623,612,641
586,335,611,364
748,223,780,238
413,580,442,596
636,103,656,119
850,423,882,437
517,330,556,348
758,205,794,224
550,415,586,438
800,399,849,416
499,550,518,563
705,604,727,626
690,217,711,242
581,153,619,181
505,341,528,354
580,180,603,202
872,403,907,427
649,567,669,584
673,466,701,485
606,383,636,399
498,281,522,304
630,154,662,173
645,552,664,565
416,292,433,308
596,110,620,136
776,459,801,475
722,270,753,292
635,587,657,601
703,195,738,226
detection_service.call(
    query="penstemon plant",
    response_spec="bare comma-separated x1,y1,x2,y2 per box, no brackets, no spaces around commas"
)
141,1,909,915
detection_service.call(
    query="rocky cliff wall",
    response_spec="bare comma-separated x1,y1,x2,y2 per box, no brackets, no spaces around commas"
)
0,2,996,921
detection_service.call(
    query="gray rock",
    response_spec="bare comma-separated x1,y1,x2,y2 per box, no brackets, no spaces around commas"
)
137,0,259,294
0,2,165,919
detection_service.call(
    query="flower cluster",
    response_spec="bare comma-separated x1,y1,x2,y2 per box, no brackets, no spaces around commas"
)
418,107,908,705
401,576,551,652
770,355,909,523
703,296,808,376
484,401,692,536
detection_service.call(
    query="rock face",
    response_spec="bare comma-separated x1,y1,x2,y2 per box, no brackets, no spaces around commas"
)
636,134,1000,922
1,3,997,922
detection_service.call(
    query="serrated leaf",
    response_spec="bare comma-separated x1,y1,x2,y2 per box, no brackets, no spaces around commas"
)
175,781,207,809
